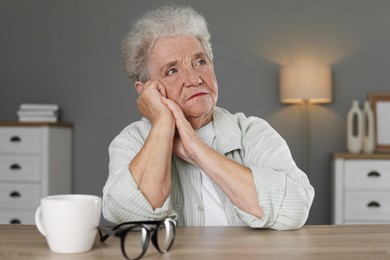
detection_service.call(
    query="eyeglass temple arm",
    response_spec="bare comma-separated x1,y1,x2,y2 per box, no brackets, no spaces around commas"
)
112,218,177,228
98,227,112,242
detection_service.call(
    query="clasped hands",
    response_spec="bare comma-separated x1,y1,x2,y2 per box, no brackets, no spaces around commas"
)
136,80,204,165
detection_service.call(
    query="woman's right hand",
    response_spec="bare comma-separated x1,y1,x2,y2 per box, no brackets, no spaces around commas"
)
135,80,174,125
130,80,175,209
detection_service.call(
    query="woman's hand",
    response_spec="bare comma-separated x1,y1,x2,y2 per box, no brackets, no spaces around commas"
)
160,96,204,165
129,80,176,209
135,80,174,125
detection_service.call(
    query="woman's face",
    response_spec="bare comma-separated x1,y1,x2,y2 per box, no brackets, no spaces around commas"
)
147,36,218,122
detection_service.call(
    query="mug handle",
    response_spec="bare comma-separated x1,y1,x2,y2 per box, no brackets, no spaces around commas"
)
35,206,46,236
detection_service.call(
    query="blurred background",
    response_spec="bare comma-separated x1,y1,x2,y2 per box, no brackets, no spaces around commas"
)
1,0,390,224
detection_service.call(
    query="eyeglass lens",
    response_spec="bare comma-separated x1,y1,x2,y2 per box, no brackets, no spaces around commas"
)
123,226,148,260
122,220,176,260
155,220,175,252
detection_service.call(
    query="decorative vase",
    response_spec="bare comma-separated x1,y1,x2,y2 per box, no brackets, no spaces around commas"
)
347,100,363,153
363,101,375,154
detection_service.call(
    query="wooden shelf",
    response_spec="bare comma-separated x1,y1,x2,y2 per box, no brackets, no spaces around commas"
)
0,122,72,128
333,152,390,160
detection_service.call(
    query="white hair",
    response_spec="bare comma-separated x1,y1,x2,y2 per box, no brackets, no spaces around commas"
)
121,6,213,82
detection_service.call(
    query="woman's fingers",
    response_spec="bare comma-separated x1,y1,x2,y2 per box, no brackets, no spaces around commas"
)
161,96,183,119
137,80,172,123
161,96,201,162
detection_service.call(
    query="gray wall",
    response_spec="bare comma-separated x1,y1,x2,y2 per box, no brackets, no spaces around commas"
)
1,0,390,225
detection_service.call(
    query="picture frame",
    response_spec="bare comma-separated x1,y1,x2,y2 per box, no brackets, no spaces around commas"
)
369,92,390,153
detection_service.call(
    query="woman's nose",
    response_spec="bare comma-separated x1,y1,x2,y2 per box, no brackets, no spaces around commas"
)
182,68,202,87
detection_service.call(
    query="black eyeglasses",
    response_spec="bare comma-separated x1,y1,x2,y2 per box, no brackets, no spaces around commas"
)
98,218,177,260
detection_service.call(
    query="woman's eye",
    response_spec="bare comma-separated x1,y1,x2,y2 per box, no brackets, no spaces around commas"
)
166,68,177,75
196,59,207,66
193,58,209,71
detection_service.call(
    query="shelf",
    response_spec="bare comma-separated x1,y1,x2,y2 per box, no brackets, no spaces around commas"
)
333,152,390,160
0,122,73,128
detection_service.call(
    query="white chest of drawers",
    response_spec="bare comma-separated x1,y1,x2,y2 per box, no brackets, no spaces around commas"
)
0,122,72,224
332,153,390,224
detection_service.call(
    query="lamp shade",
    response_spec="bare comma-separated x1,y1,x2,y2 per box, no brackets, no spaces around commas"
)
280,64,332,104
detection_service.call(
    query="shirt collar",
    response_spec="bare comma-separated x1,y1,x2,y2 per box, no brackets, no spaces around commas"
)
212,107,242,154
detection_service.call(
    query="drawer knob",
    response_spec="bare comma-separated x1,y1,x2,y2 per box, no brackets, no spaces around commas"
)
10,136,21,142
367,201,381,208
367,171,381,178
9,191,21,198
10,218,21,224
10,164,21,170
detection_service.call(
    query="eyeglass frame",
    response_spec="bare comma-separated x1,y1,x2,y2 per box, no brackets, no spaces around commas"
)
98,218,177,260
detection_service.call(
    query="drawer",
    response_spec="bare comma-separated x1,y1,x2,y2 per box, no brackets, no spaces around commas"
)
0,127,41,154
344,191,390,221
0,209,35,224
0,183,41,209
0,155,41,181
344,160,390,190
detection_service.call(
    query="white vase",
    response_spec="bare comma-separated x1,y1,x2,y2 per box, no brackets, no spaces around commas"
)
363,101,375,154
347,100,363,153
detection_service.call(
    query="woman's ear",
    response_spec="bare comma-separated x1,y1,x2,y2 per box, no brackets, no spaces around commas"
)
135,81,144,94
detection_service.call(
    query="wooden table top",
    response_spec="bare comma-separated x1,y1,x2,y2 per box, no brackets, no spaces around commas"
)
1,224,390,259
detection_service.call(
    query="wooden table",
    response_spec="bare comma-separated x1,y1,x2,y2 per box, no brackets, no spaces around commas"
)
1,224,390,259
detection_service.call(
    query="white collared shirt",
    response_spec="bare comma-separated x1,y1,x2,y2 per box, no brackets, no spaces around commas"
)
196,122,228,226
103,107,315,230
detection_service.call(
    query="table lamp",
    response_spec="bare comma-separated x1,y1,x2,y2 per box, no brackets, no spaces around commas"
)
279,64,332,173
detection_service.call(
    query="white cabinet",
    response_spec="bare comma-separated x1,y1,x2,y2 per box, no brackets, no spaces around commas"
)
0,123,72,224
332,153,390,224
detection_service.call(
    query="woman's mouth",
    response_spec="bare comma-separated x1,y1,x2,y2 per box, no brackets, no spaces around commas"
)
187,92,208,101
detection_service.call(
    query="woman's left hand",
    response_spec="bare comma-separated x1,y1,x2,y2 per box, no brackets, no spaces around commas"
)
160,96,205,165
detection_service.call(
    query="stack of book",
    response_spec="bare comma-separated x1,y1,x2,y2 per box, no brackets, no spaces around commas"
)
17,103,60,123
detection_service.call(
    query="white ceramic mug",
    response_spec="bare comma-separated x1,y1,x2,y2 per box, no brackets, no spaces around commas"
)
35,194,102,254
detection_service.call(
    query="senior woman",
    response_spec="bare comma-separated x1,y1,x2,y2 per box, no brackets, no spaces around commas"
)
102,6,314,230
